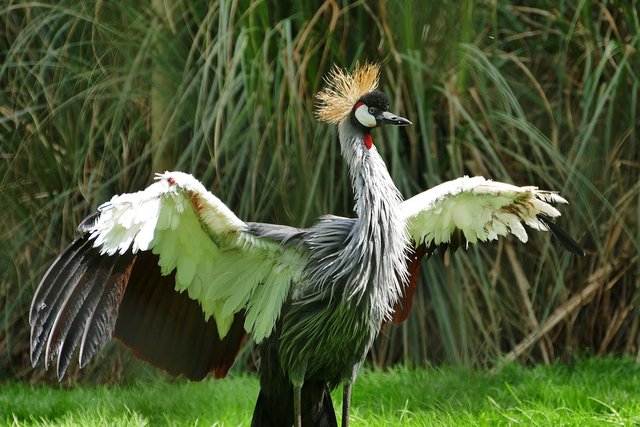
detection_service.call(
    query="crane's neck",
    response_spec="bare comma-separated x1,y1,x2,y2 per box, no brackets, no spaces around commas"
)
337,121,408,316
338,124,401,221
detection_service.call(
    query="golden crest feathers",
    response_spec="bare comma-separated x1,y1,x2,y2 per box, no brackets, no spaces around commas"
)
315,62,380,124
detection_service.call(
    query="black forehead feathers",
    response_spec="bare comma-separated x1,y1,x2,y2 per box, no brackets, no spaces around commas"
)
357,90,390,111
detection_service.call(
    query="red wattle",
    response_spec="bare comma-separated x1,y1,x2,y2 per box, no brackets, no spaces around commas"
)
363,134,373,149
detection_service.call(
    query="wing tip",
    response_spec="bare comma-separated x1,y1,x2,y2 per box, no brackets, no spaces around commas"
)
538,214,585,256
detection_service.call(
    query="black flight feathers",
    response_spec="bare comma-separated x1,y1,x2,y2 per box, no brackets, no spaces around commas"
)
537,214,585,256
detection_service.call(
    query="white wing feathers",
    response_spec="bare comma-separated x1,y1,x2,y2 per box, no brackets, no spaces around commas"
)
84,172,572,343
401,176,568,247
86,171,305,342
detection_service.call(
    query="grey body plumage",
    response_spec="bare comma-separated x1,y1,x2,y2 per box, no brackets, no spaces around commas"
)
248,121,409,385
249,101,411,426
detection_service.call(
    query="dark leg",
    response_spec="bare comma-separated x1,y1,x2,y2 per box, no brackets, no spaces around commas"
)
294,384,302,427
342,381,352,427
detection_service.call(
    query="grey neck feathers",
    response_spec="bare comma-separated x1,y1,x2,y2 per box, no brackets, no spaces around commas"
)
335,121,409,319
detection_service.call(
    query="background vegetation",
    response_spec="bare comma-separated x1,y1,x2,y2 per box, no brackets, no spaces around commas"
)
1,0,638,383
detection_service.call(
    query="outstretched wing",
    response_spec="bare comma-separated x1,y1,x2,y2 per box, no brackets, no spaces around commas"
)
401,176,583,254
390,176,583,324
30,171,306,380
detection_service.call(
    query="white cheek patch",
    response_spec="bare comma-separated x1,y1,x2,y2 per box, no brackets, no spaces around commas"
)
354,104,377,128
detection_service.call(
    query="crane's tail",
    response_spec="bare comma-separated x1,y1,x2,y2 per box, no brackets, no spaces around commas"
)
251,384,337,427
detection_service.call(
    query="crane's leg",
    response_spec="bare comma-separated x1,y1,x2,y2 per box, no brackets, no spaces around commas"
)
294,384,302,427
342,380,352,427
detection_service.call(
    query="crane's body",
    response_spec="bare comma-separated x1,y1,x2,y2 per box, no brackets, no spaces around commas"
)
30,63,583,427
250,118,410,425
281,122,408,384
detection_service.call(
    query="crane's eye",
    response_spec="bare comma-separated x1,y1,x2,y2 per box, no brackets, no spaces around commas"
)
368,107,378,115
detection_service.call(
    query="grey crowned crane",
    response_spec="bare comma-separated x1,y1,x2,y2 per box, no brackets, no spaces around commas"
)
30,63,583,427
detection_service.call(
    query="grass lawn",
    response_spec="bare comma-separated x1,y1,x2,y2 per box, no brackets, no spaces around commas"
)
3,357,640,426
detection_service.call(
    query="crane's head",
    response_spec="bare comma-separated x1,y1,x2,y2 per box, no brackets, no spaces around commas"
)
350,90,411,130
316,62,411,132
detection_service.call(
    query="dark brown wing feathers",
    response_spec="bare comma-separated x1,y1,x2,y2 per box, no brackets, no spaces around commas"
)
30,235,247,381
114,250,247,380
392,244,427,324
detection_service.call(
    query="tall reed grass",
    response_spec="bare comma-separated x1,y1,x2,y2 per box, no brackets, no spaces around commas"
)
1,0,638,382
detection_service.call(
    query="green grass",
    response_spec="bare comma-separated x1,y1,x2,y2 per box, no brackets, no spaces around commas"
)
4,357,640,426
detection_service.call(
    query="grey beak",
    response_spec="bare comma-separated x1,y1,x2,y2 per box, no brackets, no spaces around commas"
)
378,111,412,126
